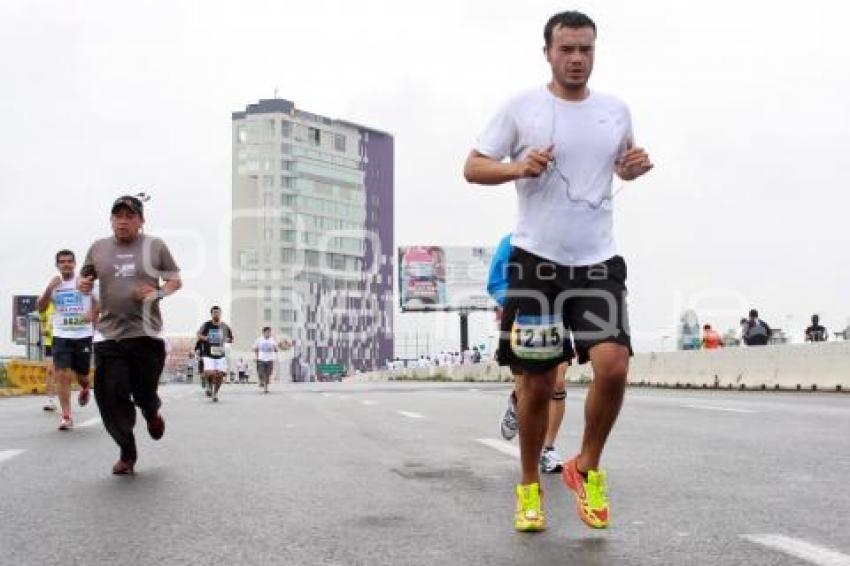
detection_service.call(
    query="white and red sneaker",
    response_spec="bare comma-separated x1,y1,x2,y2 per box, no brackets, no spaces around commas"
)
58,416,74,431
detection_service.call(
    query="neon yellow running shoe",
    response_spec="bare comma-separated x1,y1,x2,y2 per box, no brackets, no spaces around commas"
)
562,456,609,529
514,483,546,532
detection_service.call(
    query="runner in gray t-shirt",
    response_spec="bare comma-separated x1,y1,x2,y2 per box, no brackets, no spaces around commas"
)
79,195,182,475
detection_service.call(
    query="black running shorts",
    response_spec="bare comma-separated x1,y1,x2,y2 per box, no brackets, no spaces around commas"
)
497,247,632,373
52,336,93,376
257,360,273,382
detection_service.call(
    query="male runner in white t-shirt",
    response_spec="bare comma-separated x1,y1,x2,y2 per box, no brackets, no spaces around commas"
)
36,249,94,430
464,11,653,533
253,327,278,394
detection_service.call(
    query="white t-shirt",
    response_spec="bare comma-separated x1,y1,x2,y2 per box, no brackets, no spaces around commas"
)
51,277,94,339
475,86,633,266
253,337,278,362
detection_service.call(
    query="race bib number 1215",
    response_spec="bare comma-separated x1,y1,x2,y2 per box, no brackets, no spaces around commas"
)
511,314,565,361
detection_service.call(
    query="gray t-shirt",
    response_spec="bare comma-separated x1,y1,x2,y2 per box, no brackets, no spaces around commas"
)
82,234,180,340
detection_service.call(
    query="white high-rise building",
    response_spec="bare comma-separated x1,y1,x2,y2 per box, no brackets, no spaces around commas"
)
231,99,394,378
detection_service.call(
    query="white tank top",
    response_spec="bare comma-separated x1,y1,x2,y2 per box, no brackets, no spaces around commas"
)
51,277,94,339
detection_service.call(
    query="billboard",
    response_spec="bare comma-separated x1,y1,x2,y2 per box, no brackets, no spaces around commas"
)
12,295,38,345
398,246,497,312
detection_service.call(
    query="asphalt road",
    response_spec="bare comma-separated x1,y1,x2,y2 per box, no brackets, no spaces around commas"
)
2,381,849,565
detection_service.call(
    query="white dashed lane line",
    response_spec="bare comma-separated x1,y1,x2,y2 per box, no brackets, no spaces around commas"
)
397,411,425,419
475,438,519,459
681,404,756,414
78,417,102,428
0,449,25,464
741,534,850,566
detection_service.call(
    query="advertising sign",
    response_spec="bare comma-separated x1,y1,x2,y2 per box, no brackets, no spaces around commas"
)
398,246,496,312
12,295,38,345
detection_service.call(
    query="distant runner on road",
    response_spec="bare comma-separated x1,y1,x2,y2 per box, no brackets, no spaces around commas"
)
36,249,94,431
197,306,233,402
253,326,278,394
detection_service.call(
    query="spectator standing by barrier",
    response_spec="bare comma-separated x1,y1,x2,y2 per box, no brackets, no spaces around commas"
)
743,309,772,346
701,324,724,350
805,314,828,342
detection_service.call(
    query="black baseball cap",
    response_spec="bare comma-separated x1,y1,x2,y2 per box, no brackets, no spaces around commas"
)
111,195,144,217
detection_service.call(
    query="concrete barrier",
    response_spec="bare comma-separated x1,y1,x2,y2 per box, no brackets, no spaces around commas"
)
352,362,514,383
352,342,850,391
1,359,95,396
614,341,850,391
4,360,49,394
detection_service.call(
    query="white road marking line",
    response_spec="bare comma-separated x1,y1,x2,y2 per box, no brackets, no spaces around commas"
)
467,388,480,392
475,438,520,459
0,449,25,464
681,404,756,414
741,534,850,566
361,400,376,406
321,393,336,398
78,417,102,428
397,411,425,419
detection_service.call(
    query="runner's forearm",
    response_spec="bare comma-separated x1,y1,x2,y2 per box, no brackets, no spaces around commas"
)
36,285,54,312
464,153,521,185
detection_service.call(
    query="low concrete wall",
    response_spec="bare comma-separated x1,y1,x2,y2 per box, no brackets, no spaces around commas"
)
353,342,850,391
611,341,850,390
352,362,515,383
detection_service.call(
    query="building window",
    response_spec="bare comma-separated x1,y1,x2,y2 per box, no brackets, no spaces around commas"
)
280,229,296,243
281,248,295,263
305,250,319,267
281,194,295,207
308,127,321,147
281,142,292,155
334,133,346,152
280,309,296,322
281,159,295,171
281,120,291,138
239,250,257,268
281,177,295,189
264,308,272,322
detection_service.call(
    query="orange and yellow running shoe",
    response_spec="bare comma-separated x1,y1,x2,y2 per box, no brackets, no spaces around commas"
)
514,483,546,532
562,456,609,529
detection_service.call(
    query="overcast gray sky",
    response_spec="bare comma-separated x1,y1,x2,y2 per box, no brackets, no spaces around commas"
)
2,0,849,356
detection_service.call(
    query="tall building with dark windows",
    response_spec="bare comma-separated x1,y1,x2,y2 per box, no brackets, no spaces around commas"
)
231,99,394,375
